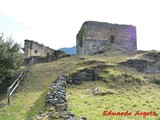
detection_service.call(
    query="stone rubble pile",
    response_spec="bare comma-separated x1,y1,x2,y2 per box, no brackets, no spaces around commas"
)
45,75,76,120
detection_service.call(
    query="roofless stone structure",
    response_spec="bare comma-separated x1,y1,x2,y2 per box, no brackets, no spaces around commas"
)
76,21,137,55
24,39,65,58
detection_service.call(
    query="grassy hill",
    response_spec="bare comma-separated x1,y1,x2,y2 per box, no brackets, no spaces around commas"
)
0,50,160,120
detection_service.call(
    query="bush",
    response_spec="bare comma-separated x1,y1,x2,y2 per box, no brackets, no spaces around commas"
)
0,33,23,85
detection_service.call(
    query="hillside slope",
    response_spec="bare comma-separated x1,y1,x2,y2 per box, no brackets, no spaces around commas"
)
0,50,160,120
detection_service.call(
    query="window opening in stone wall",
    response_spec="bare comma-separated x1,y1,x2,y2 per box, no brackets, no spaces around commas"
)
47,53,49,57
35,50,38,54
110,35,114,44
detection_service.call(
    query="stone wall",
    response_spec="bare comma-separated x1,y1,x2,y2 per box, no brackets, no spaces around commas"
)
39,74,90,120
44,75,76,119
76,21,137,55
82,39,110,55
24,39,65,58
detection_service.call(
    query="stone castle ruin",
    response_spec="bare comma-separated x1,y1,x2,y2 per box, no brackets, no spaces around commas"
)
76,21,137,55
23,39,65,61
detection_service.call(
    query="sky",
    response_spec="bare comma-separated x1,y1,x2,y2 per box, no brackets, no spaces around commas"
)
0,0,160,50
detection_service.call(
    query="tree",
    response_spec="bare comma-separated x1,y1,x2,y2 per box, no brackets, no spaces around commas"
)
0,33,23,86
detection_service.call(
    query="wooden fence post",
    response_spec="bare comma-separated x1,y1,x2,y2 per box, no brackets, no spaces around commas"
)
7,87,10,105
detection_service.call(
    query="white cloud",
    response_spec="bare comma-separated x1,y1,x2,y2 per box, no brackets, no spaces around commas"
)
0,0,160,50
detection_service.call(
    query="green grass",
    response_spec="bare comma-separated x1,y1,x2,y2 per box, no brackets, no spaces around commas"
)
0,56,80,120
67,81,160,120
0,92,44,120
0,52,160,120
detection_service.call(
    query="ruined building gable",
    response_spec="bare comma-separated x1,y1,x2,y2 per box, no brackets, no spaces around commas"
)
24,39,65,58
76,21,137,55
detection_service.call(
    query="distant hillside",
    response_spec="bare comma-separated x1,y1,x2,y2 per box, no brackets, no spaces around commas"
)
58,46,76,54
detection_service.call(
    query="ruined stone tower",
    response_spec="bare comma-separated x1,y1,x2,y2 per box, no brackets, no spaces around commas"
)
76,21,137,55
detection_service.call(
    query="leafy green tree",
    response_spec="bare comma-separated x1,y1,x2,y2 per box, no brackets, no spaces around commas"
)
0,33,23,86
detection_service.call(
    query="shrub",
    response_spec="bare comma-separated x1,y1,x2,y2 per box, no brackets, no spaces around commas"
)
0,33,23,85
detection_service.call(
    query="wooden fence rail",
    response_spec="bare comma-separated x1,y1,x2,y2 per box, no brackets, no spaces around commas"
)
7,58,35,105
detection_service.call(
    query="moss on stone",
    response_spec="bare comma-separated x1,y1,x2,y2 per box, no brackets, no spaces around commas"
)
77,27,84,47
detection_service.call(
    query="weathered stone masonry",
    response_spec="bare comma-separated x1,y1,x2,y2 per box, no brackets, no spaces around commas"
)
45,75,76,120
76,21,137,55
24,39,65,58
